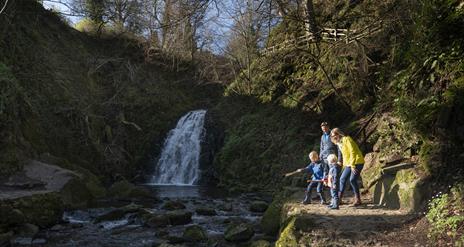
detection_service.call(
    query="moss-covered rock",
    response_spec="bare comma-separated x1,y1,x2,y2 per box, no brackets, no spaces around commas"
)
0,193,64,228
419,140,442,176
166,210,192,225
195,207,216,216
275,217,298,247
373,166,430,212
94,209,127,223
145,214,170,228
249,240,272,247
249,201,269,213
183,225,208,242
0,231,14,246
60,178,95,209
108,180,154,200
16,223,39,238
162,201,186,211
224,223,254,242
260,197,283,236
0,206,25,228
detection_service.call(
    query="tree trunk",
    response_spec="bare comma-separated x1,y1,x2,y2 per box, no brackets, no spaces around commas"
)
305,0,320,41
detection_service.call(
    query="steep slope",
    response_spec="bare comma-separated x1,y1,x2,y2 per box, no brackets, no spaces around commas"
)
0,0,222,183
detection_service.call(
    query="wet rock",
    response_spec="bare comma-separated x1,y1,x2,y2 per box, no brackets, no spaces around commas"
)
1,208,26,226
70,222,84,228
119,203,143,213
17,223,39,238
195,207,217,216
11,237,33,246
50,224,67,231
145,214,170,228
60,177,95,209
108,180,155,201
183,225,207,242
155,230,169,238
31,238,47,245
224,223,254,242
162,201,186,211
167,235,187,244
249,201,268,213
166,211,192,225
0,193,64,228
94,209,127,223
197,111,224,185
250,240,271,247
157,243,187,247
261,196,284,236
218,203,233,212
4,174,46,189
0,231,14,245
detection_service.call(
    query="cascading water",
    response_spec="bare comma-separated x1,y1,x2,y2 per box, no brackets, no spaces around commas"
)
151,110,207,185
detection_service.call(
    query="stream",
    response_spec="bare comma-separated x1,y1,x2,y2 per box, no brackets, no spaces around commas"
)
40,185,273,247
37,110,273,246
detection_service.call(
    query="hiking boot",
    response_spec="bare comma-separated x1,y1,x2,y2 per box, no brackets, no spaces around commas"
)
301,200,311,205
329,205,339,210
338,192,344,205
350,195,362,207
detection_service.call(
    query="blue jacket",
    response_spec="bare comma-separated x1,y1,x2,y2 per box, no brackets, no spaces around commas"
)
328,164,340,188
303,161,327,180
320,131,337,160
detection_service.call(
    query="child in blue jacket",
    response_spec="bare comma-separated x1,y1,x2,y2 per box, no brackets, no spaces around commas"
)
326,154,341,209
297,151,327,204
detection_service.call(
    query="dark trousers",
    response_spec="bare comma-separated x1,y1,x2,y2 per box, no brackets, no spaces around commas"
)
330,186,339,207
339,164,364,197
303,181,324,203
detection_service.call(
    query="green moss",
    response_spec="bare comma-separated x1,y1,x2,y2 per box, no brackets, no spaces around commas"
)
249,240,272,247
275,217,298,247
261,194,285,236
183,225,208,242
213,96,317,191
419,140,441,176
2,193,64,228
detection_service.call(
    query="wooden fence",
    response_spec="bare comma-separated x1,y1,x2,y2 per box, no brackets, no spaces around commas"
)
261,23,383,55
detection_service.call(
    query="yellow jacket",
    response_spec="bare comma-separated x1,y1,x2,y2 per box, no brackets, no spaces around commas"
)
341,136,365,168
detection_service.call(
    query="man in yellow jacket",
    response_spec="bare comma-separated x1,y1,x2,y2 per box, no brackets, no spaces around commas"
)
330,128,365,206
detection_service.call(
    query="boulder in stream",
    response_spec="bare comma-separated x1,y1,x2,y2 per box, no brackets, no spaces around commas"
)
94,209,127,223
162,200,186,211
108,180,155,201
166,210,192,225
183,225,208,242
250,240,272,247
224,223,254,242
195,207,217,216
16,223,39,238
146,214,170,228
249,201,269,213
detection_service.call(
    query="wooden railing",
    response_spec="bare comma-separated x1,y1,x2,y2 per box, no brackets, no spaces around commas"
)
261,23,383,55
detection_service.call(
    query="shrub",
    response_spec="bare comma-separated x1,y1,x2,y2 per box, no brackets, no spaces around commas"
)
426,183,464,246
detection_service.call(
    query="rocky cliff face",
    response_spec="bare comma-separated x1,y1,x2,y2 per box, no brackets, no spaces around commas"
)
361,113,432,212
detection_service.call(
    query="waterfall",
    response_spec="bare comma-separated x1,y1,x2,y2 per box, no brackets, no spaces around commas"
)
151,110,207,185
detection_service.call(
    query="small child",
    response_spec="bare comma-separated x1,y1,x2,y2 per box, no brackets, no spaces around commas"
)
326,154,341,209
298,151,327,204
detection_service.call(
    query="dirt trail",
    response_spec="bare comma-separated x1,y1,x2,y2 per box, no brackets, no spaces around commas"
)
280,191,426,247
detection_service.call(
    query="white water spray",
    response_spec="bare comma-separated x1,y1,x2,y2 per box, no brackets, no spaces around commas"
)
151,110,206,185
